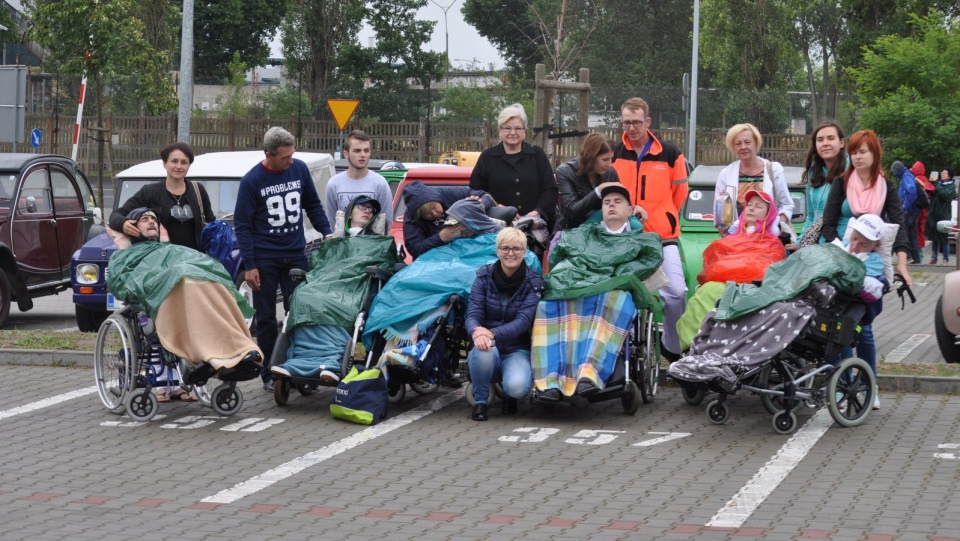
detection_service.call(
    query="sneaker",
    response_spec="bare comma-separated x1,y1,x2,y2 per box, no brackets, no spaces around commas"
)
319,370,340,384
262,379,275,392
873,392,880,410
270,365,291,377
943,259,951,266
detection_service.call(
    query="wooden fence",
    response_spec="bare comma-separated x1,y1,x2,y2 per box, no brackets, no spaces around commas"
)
0,112,811,175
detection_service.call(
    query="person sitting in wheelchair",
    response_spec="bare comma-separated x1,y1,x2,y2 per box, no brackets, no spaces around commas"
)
106,207,262,386
466,227,545,421
332,195,388,238
402,180,516,260
532,185,664,402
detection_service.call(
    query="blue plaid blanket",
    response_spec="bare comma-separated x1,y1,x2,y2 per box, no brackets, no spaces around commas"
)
532,290,636,396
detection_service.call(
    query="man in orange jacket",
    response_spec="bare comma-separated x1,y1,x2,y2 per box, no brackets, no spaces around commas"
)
612,97,689,361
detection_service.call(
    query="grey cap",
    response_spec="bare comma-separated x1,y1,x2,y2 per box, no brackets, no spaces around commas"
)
891,160,905,175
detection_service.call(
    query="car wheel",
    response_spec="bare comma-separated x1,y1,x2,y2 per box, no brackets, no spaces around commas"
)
0,269,11,329
76,305,110,333
935,296,960,364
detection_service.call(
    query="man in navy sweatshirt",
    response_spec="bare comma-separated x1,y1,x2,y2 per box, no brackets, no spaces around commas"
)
234,126,332,391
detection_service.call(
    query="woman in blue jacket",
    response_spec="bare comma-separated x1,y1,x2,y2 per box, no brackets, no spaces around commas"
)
466,227,544,421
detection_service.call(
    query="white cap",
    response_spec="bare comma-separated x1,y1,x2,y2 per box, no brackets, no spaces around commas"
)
848,213,884,241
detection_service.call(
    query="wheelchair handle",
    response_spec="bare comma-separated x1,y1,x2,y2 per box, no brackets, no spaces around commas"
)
893,273,916,309
289,268,307,284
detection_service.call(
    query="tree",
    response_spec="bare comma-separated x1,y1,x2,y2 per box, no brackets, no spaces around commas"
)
851,11,960,169
215,52,251,119
462,0,541,77
194,0,285,79
280,0,364,115
335,0,444,122
27,0,176,116
785,0,845,124
437,83,498,123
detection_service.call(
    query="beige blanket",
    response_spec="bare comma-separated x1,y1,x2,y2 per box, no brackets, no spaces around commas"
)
155,278,261,369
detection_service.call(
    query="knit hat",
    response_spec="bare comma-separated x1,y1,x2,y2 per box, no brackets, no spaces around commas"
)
890,161,905,176
127,207,158,222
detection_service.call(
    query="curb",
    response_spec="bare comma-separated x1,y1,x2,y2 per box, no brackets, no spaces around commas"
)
1,349,958,395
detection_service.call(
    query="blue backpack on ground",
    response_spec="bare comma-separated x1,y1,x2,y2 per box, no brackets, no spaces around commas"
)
330,366,388,425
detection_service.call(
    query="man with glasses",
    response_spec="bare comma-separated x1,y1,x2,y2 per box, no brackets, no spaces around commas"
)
611,97,689,362
234,126,332,392
325,130,393,228
332,195,385,237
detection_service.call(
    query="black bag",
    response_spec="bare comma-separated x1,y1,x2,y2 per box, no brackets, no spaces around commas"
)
914,181,930,209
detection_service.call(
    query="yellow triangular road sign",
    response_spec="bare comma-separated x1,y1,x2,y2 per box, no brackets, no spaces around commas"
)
327,99,360,131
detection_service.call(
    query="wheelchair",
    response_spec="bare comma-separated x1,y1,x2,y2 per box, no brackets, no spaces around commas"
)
93,306,244,421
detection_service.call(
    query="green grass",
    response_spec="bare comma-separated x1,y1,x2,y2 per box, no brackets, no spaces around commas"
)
0,330,96,351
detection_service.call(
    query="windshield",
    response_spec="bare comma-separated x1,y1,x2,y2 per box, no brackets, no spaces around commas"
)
684,187,807,224
116,179,241,218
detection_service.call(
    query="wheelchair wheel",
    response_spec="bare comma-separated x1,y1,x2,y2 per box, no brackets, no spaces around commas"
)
212,383,243,416
387,383,405,404
296,382,316,395
757,361,805,416
772,410,798,434
124,389,159,422
465,382,476,406
274,378,290,406
621,381,642,415
706,399,730,425
827,357,875,427
410,380,438,395
681,385,706,406
94,315,137,414
191,373,222,408
638,312,659,403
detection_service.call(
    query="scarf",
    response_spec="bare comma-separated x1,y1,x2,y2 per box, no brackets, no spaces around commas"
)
492,260,526,296
846,169,887,216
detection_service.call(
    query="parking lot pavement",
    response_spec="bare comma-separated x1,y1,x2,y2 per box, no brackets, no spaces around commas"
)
873,267,949,364
2,365,960,541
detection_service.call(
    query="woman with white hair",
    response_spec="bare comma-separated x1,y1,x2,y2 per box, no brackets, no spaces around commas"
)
470,103,558,229
713,123,794,238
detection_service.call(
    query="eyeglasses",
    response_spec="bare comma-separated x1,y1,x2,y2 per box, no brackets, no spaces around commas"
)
499,126,526,133
355,204,375,213
621,119,648,128
498,246,524,254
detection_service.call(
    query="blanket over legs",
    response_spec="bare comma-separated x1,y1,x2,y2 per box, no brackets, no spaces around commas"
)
667,282,837,389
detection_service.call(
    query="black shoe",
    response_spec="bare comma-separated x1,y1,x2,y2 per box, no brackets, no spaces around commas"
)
471,403,488,421
539,388,561,403
501,397,518,415
576,379,600,397
181,361,216,386
262,379,275,392
219,351,263,382
661,348,682,363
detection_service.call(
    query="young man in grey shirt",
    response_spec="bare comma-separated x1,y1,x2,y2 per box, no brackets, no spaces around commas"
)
325,130,393,226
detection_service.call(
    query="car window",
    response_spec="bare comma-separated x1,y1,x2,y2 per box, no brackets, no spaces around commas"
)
0,174,16,201
18,168,52,214
790,191,806,223
683,187,715,222
116,178,240,218
50,167,84,213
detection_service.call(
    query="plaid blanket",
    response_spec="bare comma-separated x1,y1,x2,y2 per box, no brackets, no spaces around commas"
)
532,290,636,396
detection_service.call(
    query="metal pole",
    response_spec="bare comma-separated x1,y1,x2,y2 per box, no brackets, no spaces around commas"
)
687,0,700,167
429,0,457,86
177,0,194,143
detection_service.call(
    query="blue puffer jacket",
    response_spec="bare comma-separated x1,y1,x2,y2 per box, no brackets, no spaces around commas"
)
401,180,492,260
465,263,545,355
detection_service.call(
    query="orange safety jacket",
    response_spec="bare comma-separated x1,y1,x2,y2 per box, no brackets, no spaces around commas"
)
611,130,688,243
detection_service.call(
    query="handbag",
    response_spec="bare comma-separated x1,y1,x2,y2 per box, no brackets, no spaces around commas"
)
330,366,389,425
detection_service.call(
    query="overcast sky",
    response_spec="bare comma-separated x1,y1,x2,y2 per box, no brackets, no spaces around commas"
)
270,1,504,70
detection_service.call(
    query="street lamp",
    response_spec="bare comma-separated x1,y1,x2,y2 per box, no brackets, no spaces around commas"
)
429,0,457,86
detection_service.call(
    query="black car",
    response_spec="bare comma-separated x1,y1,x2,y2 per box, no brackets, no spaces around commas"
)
0,154,100,327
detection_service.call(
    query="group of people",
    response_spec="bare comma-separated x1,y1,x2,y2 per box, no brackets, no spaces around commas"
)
107,96,954,419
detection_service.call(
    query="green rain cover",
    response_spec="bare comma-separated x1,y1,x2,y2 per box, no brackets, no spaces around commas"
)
714,243,867,321
286,235,399,331
545,222,664,314
106,241,252,320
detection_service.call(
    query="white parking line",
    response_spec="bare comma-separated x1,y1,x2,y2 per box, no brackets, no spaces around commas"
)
201,388,464,505
707,408,833,528
884,334,931,363
0,386,98,421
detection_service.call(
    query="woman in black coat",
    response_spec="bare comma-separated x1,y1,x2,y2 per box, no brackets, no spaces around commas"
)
469,103,558,229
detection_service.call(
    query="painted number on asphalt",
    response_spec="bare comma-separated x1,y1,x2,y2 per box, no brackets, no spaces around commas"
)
499,427,691,447
934,443,960,460
101,416,285,432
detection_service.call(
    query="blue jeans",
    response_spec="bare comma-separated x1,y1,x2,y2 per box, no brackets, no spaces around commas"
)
905,211,920,262
252,255,309,382
468,346,532,404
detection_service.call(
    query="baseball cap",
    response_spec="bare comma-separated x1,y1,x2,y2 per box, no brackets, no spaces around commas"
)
848,213,884,241
600,184,631,201
351,194,380,213
127,207,158,221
